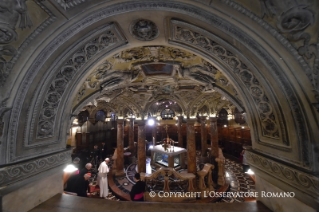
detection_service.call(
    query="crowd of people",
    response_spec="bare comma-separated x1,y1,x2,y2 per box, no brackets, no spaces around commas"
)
64,158,111,198
64,143,146,201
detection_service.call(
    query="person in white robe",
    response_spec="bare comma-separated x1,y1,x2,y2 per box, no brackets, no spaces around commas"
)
98,158,110,198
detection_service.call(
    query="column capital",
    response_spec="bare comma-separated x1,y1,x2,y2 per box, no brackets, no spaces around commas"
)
209,117,218,122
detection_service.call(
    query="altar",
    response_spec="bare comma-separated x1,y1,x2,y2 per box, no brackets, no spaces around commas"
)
151,145,187,169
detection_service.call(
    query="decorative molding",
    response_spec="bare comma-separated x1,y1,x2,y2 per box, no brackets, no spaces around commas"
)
0,1,56,86
0,150,71,187
35,23,125,139
0,98,11,145
54,0,86,10
246,150,319,199
217,0,312,167
222,0,319,109
171,22,281,141
130,19,159,41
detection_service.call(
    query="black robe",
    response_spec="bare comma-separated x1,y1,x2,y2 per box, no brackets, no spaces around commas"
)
64,174,79,193
130,180,146,201
75,176,89,197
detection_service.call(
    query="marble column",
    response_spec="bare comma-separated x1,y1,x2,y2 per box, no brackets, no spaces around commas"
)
116,119,125,176
128,118,135,155
187,118,196,174
200,116,207,157
177,116,183,148
209,117,219,158
137,120,146,173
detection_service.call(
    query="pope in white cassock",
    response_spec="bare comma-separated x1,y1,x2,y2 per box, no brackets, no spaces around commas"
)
98,158,110,198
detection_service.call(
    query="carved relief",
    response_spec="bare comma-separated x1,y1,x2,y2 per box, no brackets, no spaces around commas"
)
0,98,11,145
173,24,281,140
130,19,159,41
37,27,121,138
220,0,311,166
260,0,319,111
0,0,33,85
246,150,319,199
0,150,71,186
54,0,86,10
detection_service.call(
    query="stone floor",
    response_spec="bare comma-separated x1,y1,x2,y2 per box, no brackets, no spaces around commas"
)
29,193,271,212
218,158,256,203
110,154,256,203
29,154,270,211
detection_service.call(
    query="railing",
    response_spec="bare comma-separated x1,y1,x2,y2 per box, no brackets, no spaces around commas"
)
197,163,215,191
141,167,195,192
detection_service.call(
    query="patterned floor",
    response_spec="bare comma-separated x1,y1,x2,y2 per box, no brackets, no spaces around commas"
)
218,158,256,203
111,155,256,203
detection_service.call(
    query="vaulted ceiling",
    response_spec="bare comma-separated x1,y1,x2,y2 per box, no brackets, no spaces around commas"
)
74,46,244,118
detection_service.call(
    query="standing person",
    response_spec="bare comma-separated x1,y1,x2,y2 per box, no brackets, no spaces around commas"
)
130,173,146,201
240,146,250,173
100,142,107,160
79,163,93,176
75,174,91,197
90,145,100,167
98,158,110,198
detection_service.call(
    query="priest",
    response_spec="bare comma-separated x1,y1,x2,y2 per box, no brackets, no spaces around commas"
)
98,158,110,198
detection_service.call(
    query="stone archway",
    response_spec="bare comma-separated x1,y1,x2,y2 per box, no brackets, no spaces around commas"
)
1,1,318,211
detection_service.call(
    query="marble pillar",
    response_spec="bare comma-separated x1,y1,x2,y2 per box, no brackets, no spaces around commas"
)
187,119,196,174
116,119,125,176
200,116,207,157
137,120,146,173
128,118,135,155
177,116,183,148
216,148,226,186
209,117,218,158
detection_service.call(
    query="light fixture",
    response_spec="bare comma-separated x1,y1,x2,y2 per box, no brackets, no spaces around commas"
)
147,119,155,126
226,172,230,177
63,164,78,173
210,113,216,117
241,126,245,129
224,125,227,127
149,145,153,149
227,114,232,120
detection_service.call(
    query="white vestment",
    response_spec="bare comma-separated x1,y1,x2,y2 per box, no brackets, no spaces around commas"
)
98,161,109,197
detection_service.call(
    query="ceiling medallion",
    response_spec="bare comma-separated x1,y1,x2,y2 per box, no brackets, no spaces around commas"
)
130,19,159,41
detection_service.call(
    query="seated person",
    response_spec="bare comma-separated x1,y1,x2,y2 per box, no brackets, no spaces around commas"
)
75,173,91,197
130,173,146,201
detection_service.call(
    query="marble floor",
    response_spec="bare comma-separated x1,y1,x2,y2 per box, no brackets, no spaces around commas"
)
110,153,256,203
219,158,256,203
29,154,269,212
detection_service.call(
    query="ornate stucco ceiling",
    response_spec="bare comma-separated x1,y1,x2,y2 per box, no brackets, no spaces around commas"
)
73,46,243,118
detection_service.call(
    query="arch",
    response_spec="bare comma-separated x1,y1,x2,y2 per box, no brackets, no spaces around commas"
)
144,96,186,116
3,0,317,185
